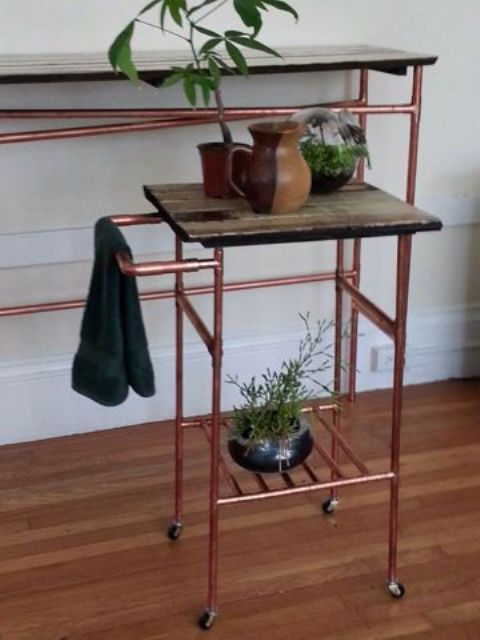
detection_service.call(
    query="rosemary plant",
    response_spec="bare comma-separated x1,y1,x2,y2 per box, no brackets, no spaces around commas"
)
227,314,340,444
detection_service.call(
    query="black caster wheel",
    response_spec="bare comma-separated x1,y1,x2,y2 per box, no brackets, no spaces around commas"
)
198,610,217,630
322,498,339,515
166,522,183,541
387,581,406,599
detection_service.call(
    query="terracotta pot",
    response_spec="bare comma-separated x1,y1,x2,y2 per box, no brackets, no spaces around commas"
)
197,142,250,199
228,121,311,214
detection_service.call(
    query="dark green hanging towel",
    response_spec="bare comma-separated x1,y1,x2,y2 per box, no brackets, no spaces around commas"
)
72,217,155,406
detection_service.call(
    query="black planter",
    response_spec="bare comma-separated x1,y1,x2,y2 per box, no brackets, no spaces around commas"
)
310,170,354,194
228,416,314,474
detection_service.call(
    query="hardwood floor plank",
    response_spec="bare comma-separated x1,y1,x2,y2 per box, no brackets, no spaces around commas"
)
0,380,478,639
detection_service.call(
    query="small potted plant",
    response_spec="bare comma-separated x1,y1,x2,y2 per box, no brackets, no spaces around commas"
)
292,107,371,194
109,0,298,198
226,314,338,474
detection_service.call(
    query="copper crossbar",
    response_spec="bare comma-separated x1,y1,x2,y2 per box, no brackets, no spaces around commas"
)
177,292,214,355
116,251,219,277
315,412,370,475
337,274,396,338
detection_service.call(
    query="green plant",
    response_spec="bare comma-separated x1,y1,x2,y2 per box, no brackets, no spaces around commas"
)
226,314,339,444
301,138,371,178
108,0,298,144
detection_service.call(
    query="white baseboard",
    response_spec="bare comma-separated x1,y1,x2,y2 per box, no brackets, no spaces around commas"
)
1,305,479,445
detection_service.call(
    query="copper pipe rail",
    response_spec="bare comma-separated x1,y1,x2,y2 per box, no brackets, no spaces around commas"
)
315,412,370,475
177,291,214,356
0,103,420,146
337,274,396,339
0,270,355,318
116,251,219,277
218,472,395,506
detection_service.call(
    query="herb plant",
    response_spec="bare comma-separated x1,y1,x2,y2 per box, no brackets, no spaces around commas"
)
108,0,298,144
301,138,371,178
227,314,339,444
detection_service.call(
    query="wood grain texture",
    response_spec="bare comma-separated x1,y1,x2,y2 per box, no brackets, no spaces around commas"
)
0,46,438,84
0,379,478,639
144,182,442,247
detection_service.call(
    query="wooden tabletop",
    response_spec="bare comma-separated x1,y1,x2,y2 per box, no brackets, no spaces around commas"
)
143,183,442,248
0,46,437,84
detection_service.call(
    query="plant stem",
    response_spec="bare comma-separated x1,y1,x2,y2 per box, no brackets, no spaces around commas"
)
196,0,230,24
214,88,233,145
135,18,189,42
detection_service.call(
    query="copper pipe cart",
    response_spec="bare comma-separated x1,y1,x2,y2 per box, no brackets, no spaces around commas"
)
0,45,441,630
112,183,441,629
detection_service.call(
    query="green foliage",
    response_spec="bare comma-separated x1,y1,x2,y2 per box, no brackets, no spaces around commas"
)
300,138,371,178
108,0,297,107
227,314,340,444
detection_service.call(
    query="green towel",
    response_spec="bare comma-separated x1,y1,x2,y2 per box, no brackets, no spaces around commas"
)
72,217,155,406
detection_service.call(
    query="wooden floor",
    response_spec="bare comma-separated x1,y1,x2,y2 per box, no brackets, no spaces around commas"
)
0,380,479,640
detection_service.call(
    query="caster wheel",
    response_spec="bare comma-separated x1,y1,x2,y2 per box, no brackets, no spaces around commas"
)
167,522,183,541
387,581,406,599
322,498,339,515
198,610,217,630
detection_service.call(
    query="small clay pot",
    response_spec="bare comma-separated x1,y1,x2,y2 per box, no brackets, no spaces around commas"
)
198,142,250,199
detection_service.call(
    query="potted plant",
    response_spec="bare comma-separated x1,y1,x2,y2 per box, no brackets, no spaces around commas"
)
108,0,298,198
226,314,339,473
292,107,371,193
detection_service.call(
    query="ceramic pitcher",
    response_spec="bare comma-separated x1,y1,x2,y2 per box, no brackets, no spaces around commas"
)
228,121,311,215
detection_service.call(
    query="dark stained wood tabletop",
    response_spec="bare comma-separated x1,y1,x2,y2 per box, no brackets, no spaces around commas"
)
143,182,443,248
0,46,437,84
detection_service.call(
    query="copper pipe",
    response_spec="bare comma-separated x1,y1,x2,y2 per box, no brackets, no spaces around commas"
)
388,234,412,582
110,213,162,226
338,275,396,339
181,418,202,429
174,236,184,528
348,238,362,402
331,240,345,501
0,98,402,121
207,247,224,615
177,292,214,356
200,422,243,497
406,66,423,205
316,414,370,475
313,441,346,479
0,270,354,318
115,251,218,277
218,472,395,505
0,104,417,146
302,462,319,483
253,473,270,492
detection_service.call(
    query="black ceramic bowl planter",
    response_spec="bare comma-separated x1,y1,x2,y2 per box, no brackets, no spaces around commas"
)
228,415,314,474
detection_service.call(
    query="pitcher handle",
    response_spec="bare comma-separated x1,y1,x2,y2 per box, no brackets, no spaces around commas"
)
227,146,252,198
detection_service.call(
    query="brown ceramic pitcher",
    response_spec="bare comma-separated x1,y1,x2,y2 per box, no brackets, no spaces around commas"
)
228,121,311,214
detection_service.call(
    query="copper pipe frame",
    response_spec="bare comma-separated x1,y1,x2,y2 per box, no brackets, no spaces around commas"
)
174,236,184,531
388,234,412,583
349,69,369,402
0,270,355,318
338,275,396,339
0,101,420,145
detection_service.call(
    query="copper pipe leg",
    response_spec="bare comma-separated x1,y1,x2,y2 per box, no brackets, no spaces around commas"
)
406,66,423,205
203,247,224,625
168,237,185,542
387,235,412,592
326,240,345,509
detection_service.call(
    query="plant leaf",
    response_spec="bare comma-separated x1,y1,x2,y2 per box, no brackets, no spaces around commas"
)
261,0,298,21
194,24,222,37
199,37,223,54
138,0,162,16
183,76,197,105
108,22,138,83
208,57,222,87
229,36,282,58
233,0,263,34
226,40,249,76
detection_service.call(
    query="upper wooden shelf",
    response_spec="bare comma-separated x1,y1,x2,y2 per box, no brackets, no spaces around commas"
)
143,182,443,248
0,45,437,84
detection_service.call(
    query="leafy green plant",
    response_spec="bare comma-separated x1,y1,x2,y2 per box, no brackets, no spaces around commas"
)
301,137,370,178
227,314,340,444
108,0,298,144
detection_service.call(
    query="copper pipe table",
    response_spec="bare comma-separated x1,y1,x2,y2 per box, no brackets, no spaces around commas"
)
114,181,443,629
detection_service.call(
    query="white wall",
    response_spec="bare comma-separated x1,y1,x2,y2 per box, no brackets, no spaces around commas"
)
0,1,479,443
